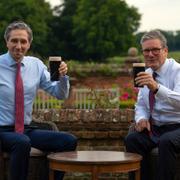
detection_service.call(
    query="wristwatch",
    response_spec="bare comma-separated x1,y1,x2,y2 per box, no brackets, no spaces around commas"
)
153,84,160,94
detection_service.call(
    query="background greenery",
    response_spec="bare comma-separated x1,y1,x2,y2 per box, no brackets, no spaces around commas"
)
33,51,180,109
1,0,180,109
0,0,180,61
67,51,180,78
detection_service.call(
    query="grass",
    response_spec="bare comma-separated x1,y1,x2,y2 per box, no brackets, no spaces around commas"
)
33,98,64,109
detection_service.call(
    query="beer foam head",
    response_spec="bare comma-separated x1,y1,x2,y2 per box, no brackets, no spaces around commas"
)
49,56,62,61
133,63,145,67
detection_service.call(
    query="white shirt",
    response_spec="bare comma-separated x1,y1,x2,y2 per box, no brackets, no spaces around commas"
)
135,58,180,125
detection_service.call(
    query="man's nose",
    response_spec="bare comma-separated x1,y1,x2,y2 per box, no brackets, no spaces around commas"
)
148,50,154,56
16,41,22,48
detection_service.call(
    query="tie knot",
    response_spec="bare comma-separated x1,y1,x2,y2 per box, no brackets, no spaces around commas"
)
16,62,21,71
17,62,21,67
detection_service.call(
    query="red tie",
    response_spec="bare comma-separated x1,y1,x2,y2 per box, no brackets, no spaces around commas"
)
15,62,24,133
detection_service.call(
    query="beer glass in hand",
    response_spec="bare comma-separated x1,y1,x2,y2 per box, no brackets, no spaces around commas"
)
49,56,62,81
133,63,145,87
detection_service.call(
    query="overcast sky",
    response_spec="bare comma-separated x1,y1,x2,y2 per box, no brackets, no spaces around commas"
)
46,0,180,32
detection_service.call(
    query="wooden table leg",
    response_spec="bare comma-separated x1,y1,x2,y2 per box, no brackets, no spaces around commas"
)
134,169,140,180
92,166,98,180
49,169,54,180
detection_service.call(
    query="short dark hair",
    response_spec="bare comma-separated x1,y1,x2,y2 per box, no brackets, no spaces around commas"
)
140,30,167,48
4,21,33,43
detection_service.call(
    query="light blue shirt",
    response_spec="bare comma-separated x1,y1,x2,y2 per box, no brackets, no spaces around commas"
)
135,58,180,125
0,52,70,126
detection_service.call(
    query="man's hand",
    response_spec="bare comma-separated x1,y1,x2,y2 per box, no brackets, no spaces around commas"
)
59,61,68,76
135,72,158,92
135,119,151,132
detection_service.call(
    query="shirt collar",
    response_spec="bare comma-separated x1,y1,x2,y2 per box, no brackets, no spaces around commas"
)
153,59,169,77
6,52,25,67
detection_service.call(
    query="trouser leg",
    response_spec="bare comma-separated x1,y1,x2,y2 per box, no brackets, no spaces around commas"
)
124,130,155,180
0,132,31,180
27,129,77,180
157,127,180,180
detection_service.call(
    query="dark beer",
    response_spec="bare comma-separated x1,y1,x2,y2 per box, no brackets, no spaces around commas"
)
49,56,62,81
133,63,145,87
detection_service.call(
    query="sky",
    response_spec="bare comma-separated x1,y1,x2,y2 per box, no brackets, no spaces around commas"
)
46,0,180,32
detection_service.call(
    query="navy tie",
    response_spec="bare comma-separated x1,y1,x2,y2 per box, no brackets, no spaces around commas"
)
148,72,158,140
149,72,157,114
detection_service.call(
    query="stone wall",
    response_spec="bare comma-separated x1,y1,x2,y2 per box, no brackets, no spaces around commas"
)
33,109,134,150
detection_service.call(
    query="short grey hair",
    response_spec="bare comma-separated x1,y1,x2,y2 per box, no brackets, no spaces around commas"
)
140,30,167,48
4,21,33,43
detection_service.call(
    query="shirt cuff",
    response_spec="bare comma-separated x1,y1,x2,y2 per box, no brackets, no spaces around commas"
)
135,116,149,123
59,75,69,81
155,84,169,99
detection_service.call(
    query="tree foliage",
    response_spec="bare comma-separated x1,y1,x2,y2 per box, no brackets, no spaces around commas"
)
0,0,53,57
0,0,179,61
72,0,141,60
51,0,141,61
47,0,79,59
175,31,180,51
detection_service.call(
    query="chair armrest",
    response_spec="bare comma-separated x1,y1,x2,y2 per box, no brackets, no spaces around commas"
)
31,119,59,131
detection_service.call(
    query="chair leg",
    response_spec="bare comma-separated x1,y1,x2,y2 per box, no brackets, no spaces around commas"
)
0,141,5,180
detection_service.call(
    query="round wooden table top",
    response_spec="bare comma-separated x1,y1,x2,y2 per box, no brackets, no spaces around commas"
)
47,151,142,165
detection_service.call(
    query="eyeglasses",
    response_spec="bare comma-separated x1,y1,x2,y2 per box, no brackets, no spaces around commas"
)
142,48,163,55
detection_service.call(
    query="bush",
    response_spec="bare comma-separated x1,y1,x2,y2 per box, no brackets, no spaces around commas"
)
119,99,135,109
67,59,127,77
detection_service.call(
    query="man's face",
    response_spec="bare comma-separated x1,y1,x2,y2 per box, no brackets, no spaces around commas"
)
141,39,168,71
6,29,31,62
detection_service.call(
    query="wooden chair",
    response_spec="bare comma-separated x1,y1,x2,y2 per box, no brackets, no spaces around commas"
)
0,119,59,180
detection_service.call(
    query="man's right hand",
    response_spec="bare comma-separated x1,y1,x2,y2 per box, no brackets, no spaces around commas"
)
135,119,151,132
135,72,158,92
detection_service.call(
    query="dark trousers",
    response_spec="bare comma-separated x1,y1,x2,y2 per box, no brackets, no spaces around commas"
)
124,124,180,180
0,128,77,180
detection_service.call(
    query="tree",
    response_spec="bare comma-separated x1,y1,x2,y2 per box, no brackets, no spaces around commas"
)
49,0,140,61
175,31,180,51
0,0,53,58
72,0,141,60
48,0,80,59
161,30,176,51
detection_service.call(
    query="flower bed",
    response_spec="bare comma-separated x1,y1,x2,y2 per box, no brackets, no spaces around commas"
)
119,81,139,108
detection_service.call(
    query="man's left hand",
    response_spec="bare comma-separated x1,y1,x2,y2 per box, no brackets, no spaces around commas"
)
59,61,68,76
